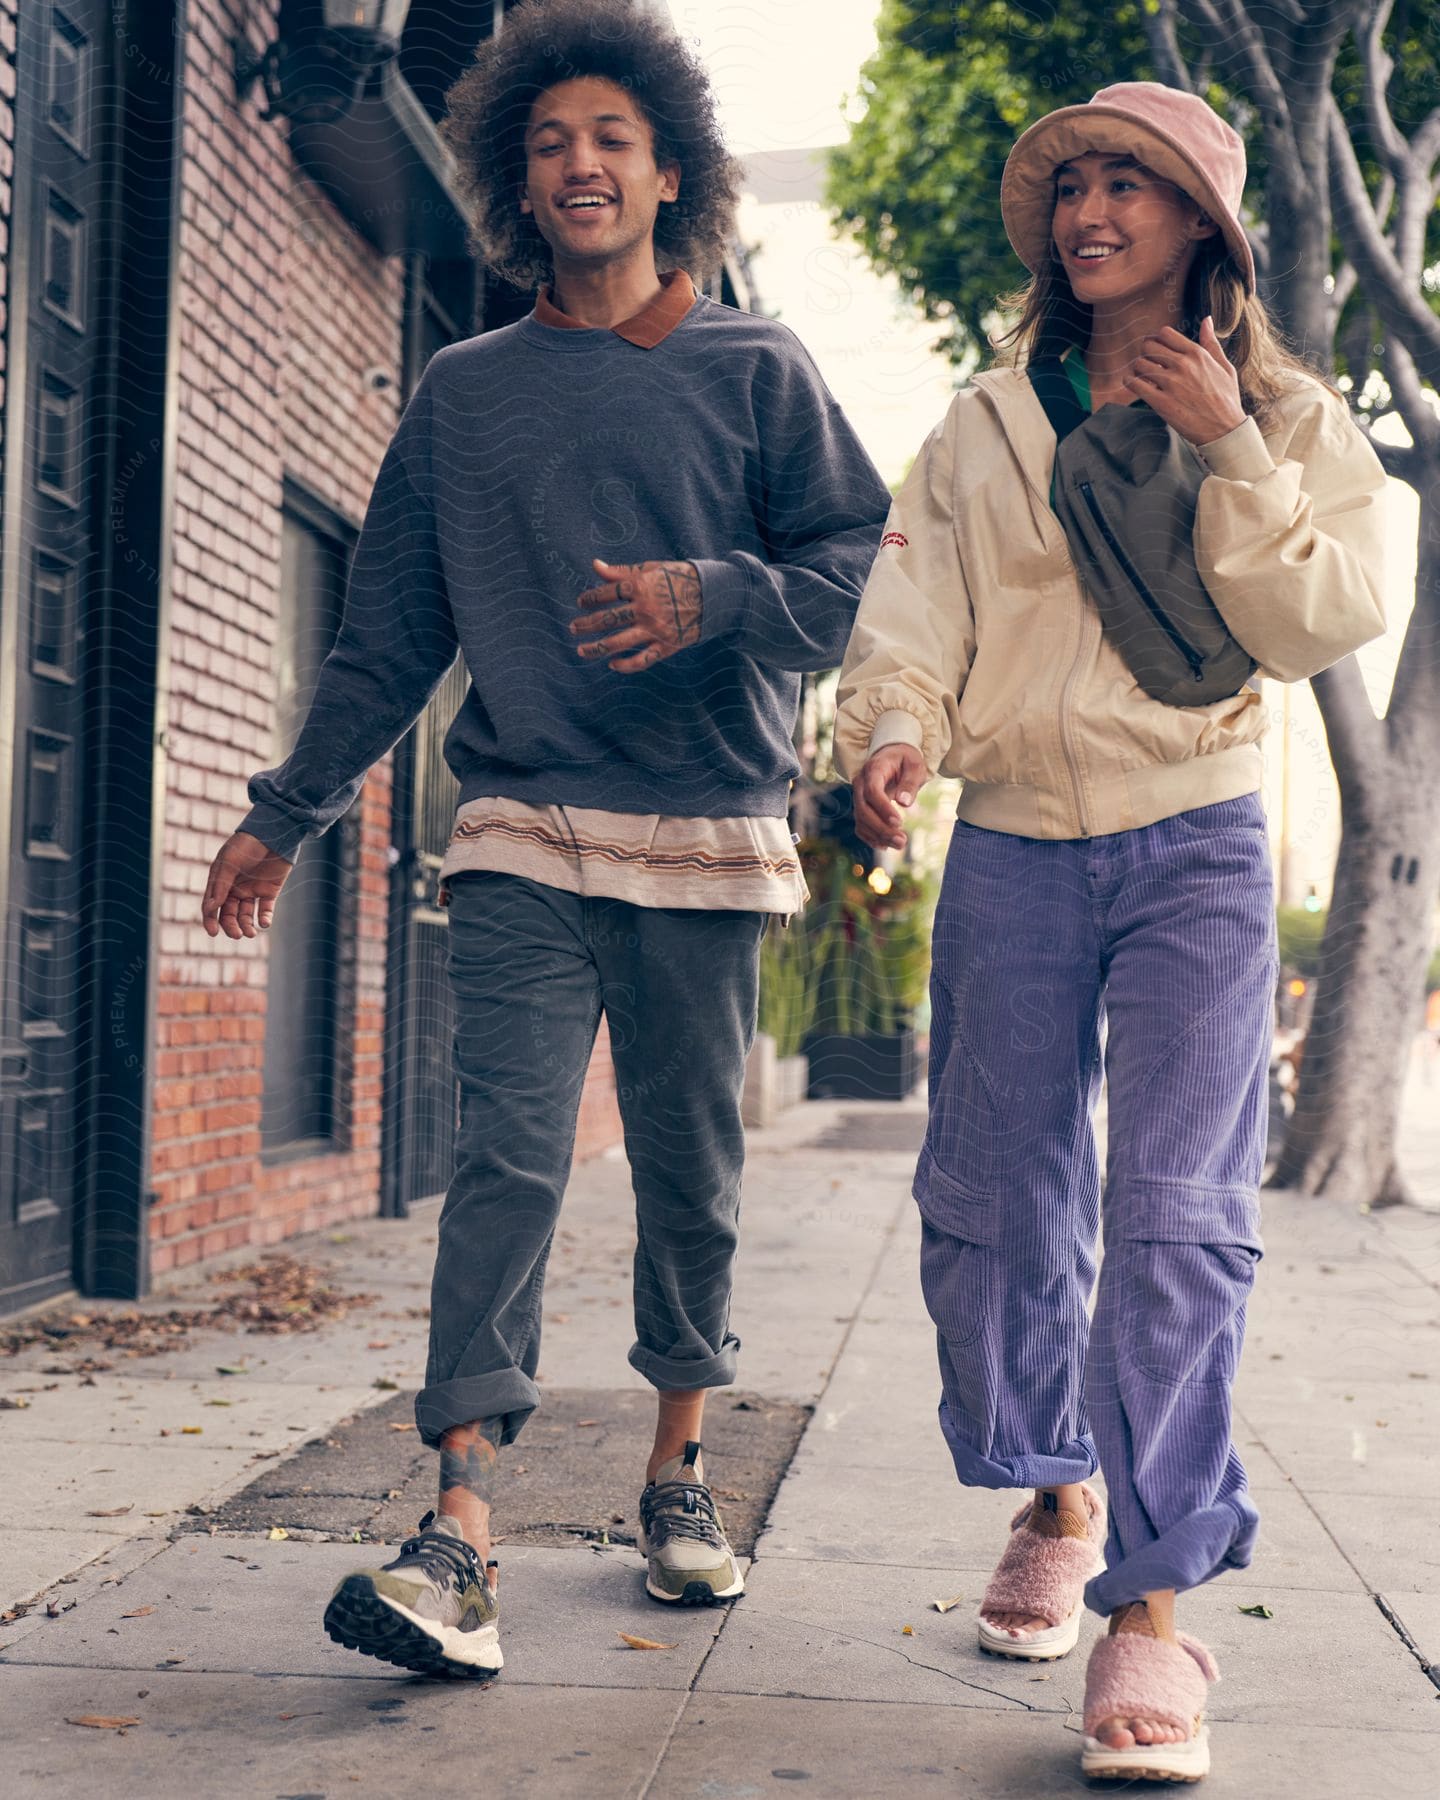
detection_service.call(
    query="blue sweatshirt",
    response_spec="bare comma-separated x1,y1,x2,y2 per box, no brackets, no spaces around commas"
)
240,295,892,862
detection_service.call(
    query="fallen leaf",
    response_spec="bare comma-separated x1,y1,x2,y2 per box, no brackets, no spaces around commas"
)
0,1396,30,1409
180,1426,203,1435
121,1606,156,1619
268,1527,290,1540
87,1506,134,1518
551,1313,570,1324
68,1716,140,1730
214,1365,248,1376
366,1341,392,1350
901,1624,914,1636
204,1399,232,1408
575,1418,600,1428
932,1594,965,1613
387,1421,416,1432
1029,1673,1052,1682
373,1378,399,1391
1237,1603,1274,1619
142,1511,168,1518
617,1632,675,1651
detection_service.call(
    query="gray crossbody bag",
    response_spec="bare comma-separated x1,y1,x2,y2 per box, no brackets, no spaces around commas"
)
1029,355,1257,707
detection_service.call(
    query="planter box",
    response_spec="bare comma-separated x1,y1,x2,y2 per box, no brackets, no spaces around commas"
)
742,1032,811,1129
803,1027,921,1102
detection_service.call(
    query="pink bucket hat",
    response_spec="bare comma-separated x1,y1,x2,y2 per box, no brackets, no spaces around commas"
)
1000,82,1255,293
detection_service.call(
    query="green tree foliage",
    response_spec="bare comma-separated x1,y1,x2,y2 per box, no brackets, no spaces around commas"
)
826,1,1439,372
1276,905,1328,978
826,0,1153,361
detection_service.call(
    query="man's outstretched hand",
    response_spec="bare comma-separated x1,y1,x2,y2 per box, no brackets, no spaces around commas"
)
202,832,295,939
572,558,702,672
852,744,929,852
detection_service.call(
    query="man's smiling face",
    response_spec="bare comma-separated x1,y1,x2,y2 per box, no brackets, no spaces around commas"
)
520,76,680,271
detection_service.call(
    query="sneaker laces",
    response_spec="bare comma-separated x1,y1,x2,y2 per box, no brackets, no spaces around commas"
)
641,1478,723,1547
395,1511,485,1588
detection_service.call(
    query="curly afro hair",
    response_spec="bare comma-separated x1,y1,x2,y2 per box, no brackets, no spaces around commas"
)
439,0,744,289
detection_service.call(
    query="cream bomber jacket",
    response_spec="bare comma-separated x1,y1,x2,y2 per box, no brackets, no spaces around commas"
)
834,365,1388,839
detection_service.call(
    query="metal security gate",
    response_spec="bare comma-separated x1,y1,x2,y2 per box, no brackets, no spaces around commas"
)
379,253,482,1218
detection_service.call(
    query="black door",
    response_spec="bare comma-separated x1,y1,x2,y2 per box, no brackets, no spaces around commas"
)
0,0,113,1310
380,254,481,1217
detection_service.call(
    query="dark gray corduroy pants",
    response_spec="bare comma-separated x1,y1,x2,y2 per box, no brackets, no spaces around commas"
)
916,794,1278,1614
415,870,766,1449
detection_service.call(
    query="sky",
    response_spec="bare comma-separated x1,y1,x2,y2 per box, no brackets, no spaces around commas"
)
662,0,1418,901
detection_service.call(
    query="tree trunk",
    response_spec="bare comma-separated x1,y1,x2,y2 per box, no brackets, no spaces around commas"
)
1272,470,1440,1205
1269,785,1439,1205
1263,171,1336,366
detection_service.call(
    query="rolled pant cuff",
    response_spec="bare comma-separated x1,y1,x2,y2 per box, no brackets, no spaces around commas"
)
415,1369,542,1450
939,1402,1098,1491
628,1333,740,1393
1083,1493,1259,1615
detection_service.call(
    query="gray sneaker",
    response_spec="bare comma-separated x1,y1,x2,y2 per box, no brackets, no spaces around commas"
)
637,1440,745,1606
324,1512,501,1679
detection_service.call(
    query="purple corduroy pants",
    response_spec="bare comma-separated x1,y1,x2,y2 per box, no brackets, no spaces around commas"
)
916,792,1278,1614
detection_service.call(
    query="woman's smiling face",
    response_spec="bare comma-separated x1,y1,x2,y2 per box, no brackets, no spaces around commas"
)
1051,151,1213,309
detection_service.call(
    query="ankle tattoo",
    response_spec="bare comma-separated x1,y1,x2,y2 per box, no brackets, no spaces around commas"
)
438,1420,503,1510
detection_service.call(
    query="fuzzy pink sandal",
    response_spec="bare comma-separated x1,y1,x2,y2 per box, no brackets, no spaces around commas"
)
976,1485,1105,1662
1080,1624,1220,1784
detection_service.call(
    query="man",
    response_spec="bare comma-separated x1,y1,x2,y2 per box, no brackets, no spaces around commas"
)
202,0,890,1681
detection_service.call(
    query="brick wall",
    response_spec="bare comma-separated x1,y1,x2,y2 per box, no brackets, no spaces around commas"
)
148,0,620,1276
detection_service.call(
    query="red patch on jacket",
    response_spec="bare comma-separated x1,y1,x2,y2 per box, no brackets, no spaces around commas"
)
881,531,909,549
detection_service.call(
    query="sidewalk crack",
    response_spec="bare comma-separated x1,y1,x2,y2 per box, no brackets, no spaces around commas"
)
1374,1592,1440,1693
740,1609,1040,1710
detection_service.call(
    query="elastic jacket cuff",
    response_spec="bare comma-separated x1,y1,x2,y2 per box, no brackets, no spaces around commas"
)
868,709,927,758
1195,415,1275,483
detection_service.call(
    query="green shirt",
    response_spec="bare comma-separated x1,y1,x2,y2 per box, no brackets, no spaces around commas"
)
1049,349,1091,508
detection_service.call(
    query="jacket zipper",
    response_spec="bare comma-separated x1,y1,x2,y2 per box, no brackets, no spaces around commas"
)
1077,481,1206,683
1057,605,1091,837
973,380,1093,834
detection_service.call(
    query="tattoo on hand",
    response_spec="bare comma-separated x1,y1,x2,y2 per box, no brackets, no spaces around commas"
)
659,562,702,646
573,558,703,669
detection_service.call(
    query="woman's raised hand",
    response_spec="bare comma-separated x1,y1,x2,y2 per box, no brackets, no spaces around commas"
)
1123,316,1246,447
852,743,929,852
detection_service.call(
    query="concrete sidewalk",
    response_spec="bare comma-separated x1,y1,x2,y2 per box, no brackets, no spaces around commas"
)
3,1096,1438,1798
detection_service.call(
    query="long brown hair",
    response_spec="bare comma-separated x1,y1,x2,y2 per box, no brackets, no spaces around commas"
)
993,231,1335,425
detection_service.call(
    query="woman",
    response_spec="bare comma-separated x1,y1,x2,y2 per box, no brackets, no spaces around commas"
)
834,83,1386,1784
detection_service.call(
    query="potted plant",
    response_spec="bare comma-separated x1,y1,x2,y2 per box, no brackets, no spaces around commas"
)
799,843,934,1102
745,919,824,1127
